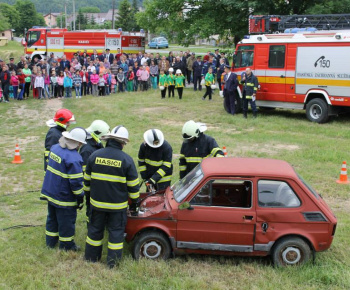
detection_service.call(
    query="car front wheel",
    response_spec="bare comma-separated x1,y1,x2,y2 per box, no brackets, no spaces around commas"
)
272,237,312,267
305,98,329,123
132,231,171,260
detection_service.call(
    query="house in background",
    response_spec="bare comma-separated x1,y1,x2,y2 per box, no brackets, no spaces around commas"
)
43,13,61,28
0,29,14,40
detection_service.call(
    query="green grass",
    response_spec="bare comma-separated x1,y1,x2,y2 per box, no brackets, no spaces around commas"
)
0,41,24,61
0,88,350,289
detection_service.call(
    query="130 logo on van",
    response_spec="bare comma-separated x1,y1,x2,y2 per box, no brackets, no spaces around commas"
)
314,56,331,68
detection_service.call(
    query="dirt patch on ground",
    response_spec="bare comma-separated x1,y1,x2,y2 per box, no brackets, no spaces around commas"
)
161,120,184,127
325,196,350,212
135,106,168,114
239,143,300,155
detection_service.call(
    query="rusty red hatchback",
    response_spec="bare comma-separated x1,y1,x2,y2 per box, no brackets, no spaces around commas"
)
125,158,337,266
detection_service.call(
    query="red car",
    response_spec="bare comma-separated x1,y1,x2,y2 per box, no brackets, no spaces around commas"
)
125,158,337,266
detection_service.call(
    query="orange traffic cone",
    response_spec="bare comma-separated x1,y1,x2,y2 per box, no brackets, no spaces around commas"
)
223,146,228,157
11,144,23,164
336,161,349,184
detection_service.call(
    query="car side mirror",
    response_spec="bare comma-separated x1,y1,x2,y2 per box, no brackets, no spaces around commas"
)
178,201,194,210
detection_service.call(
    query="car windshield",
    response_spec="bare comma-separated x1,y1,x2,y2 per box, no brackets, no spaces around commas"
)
298,173,319,199
172,165,204,203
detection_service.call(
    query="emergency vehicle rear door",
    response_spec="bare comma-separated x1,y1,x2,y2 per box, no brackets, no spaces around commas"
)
105,33,121,54
47,31,64,59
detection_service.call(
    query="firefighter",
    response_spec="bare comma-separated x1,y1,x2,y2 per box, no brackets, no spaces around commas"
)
179,120,224,179
80,120,110,222
241,68,259,118
138,129,173,191
44,109,76,171
40,127,87,251
84,125,140,268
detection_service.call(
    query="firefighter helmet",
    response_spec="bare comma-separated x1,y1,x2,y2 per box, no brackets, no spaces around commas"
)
182,120,200,141
144,129,164,148
168,67,174,73
86,120,110,138
52,109,76,127
176,69,182,74
101,125,129,144
62,127,87,144
159,86,165,91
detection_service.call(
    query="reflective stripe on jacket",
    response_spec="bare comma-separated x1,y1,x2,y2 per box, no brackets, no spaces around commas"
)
241,73,258,99
44,125,66,171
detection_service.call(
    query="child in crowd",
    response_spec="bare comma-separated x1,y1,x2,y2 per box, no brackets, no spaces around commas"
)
73,70,82,98
202,67,214,101
90,69,99,96
34,71,45,99
139,66,149,91
98,73,105,96
167,67,175,97
111,73,117,93
64,73,73,98
175,69,185,99
17,69,25,100
126,66,134,92
87,68,93,95
158,69,168,99
43,69,51,99
57,71,65,98
150,60,159,89
104,70,111,95
50,71,58,98
117,68,125,92
80,66,88,96
10,71,19,100
31,66,38,99
133,62,139,91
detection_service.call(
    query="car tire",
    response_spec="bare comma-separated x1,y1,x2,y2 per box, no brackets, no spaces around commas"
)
272,237,312,267
223,93,242,114
305,98,329,123
132,231,171,260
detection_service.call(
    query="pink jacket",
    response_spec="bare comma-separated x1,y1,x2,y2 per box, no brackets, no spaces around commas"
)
90,73,99,85
138,69,149,81
44,75,50,85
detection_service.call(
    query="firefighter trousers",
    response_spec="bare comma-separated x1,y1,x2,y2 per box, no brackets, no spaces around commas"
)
243,98,257,113
85,209,127,268
45,203,77,250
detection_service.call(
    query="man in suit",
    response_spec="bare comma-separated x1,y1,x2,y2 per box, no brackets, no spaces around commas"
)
192,56,203,91
223,65,238,115
91,50,99,61
104,48,114,64
60,55,70,72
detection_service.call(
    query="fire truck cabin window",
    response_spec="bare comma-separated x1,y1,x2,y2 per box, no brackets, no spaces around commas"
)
268,45,285,68
27,31,40,47
235,46,254,68
190,179,252,208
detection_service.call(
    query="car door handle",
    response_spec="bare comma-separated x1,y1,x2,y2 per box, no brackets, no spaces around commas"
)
280,75,285,78
243,215,254,220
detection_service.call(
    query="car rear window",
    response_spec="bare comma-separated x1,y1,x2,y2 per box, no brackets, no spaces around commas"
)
297,174,319,199
258,180,301,208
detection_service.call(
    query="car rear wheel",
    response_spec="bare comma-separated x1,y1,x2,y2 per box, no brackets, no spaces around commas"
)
306,98,329,123
272,237,312,267
132,231,171,260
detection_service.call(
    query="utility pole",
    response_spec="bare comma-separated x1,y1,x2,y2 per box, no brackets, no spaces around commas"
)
73,0,76,31
64,1,67,29
112,0,115,30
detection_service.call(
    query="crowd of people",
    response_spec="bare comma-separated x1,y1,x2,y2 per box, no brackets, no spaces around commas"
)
41,108,224,267
0,48,231,102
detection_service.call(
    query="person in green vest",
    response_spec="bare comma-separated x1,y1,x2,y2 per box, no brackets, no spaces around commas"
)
22,63,32,100
202,67,215,101
158,69,168,99
167,67,175,98
175,69,186,99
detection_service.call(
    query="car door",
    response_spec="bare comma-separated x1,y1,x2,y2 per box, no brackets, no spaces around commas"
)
176,178,256,252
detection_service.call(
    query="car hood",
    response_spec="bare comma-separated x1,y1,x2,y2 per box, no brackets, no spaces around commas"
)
137,194,171,218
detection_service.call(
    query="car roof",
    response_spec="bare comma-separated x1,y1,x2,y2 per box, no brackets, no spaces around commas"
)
201,157,297,179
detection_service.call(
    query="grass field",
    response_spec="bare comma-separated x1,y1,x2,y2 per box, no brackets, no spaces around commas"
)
0,87,350,289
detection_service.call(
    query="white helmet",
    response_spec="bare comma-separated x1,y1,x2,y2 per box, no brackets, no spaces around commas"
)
168,67,174,72
176,69,182,74
159,86,165,91
182,120,200,141
211,84,217,90
86,120,110,139
144,129,164,148
62,127,87,144
101,125,129,144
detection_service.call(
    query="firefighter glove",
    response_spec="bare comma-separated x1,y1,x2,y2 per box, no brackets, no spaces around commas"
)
77,196,84,210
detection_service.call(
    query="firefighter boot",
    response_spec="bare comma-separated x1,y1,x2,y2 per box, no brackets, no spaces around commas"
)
243,112,247,119
253,111,257,118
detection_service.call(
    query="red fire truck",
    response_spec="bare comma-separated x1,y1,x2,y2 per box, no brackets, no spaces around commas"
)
23,27,146,61
230,31,350,123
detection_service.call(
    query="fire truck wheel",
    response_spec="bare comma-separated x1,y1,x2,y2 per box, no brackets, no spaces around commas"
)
272,237,312,267
132,231,171,260
223,95,242,114
306,98,329,123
